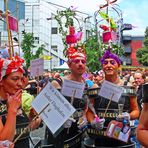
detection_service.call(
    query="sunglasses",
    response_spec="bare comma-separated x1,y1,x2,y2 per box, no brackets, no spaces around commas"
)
71,59,86,64
103,60,116,65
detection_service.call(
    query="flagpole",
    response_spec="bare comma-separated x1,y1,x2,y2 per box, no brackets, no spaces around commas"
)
16,1,20,56
4,0,13,59
10,30,14,56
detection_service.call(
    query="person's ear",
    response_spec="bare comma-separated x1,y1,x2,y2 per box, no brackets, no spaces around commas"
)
67,62,71,68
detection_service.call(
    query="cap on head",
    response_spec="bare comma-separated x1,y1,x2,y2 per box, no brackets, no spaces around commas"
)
0,56,24,80
99,49,121,65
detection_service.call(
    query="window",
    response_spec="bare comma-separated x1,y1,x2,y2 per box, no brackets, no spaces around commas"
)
34,37,39,44
51,27,58,34
51,45,58,52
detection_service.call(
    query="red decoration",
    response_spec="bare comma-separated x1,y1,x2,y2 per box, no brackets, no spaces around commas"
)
69,26,75,35
66,35,77,44
102,31,117,43
8,15,18,32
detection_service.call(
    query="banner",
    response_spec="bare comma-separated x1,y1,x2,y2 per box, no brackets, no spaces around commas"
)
8,15,18,32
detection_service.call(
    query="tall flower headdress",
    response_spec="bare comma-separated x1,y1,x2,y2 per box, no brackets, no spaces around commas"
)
66,26,86,62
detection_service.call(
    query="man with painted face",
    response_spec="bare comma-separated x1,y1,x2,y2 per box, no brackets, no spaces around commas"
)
84,49,140,147
43,45,103,148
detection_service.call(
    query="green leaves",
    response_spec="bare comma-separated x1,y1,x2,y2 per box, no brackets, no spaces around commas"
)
136,27,148,66
137,47,148,66
53,8,77,52
21,32,44,68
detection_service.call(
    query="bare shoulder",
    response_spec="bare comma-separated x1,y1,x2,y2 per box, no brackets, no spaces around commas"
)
143,103,148,111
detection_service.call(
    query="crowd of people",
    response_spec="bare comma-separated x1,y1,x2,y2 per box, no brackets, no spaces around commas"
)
0,47,148,148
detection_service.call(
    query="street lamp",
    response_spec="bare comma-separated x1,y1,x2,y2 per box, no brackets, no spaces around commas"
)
22,18,29,34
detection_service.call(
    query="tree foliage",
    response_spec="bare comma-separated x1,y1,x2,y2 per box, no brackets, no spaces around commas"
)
137,27,148,66
21,32,44,68
54,8,77,51
84,29,102,71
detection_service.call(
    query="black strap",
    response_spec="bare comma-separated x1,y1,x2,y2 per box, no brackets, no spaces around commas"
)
142,84,148,103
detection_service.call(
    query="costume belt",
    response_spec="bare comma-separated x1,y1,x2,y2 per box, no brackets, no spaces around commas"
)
14,122,30,140
87,127,107,137
64,131,83,148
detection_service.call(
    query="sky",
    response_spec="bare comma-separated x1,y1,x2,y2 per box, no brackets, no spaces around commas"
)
48,0,148,36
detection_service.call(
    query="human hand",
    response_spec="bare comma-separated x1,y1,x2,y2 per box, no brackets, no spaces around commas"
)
117,112,130,121
29,117,42,131
77,116,88,129
0,140,14,148
7,90,22,114
63,118,76,128
91,117,105,130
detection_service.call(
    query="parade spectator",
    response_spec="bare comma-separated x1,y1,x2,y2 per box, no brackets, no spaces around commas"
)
21,67,34,116
53,72,63,86
38,71,52,90
0,56,24,141
133,71,146,111
136,83,148,147
26,78,38,96
63,70,70,76
93,70,105,86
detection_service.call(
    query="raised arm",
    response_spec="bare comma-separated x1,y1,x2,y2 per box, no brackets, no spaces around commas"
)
0,90,22,141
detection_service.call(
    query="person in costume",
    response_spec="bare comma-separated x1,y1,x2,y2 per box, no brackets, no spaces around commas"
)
136,83,148,147
84,49,140,147
0,56,24,141
44,26,104,148
0,56,42,148
45,45,88,148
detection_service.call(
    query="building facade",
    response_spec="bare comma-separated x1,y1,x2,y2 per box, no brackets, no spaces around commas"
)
25,0,91,70
122,35,144,67
0,0,25,45
0,0,91,70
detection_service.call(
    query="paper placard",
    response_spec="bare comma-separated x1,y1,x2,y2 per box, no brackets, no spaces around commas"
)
61,79,85,99
99,80,124,102
31,82,76,135
30,58,44,77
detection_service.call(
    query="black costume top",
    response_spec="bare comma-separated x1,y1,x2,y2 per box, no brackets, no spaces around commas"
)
45,79,88,148
86,85,137,147
0,100,30,148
